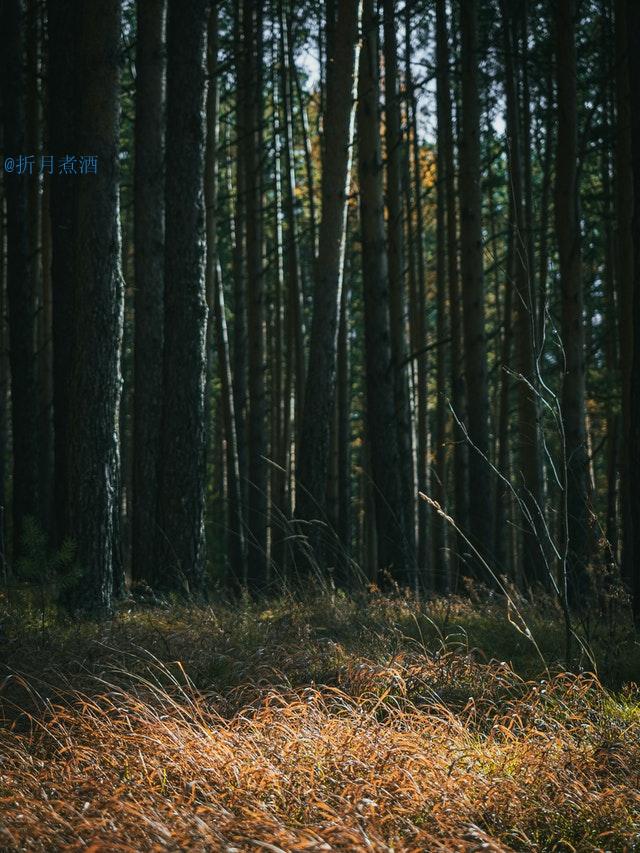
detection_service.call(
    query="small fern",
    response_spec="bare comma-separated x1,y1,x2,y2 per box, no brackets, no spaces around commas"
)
15,516,80,604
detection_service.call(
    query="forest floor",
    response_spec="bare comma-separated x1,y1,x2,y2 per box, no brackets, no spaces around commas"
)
0,587,639,851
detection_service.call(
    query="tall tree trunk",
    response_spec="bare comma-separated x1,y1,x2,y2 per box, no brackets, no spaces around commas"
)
206,2,246,587
132,0,165,585
436,0,468,587
278,0,306,462
383,0,416,579
458,0,493,572
501,0,546,587
1,0,40,556
46,0,79,549
434,0,452,593
295,0,361,557
405,5,429,585
64,0,123,610
0,193,7,574
626,0,640,625
243,0,268,589
156,0,208,595
232,0,248,516
555,0,590,605
616,0,634,595
336,274,351,583
358,0,410,584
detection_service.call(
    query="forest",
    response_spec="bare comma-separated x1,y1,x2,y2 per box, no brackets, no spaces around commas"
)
1,0,640,849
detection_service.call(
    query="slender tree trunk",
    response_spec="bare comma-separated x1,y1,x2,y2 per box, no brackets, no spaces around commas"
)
336,275,351,583
243,0,268,589
132,0,165,585
1,0,40,556
616,0,634,594
383,0,416,579
358,0,410,584
0,193,7,573
494,196,515,575
206,2,246,587
295,0,361,555
64,0,123,610
626,0,640,625
433,0,452,593
458,0,493,571
501,0,546,587
436,0,468,587
405,6,428,585
156,0,208,594
46,0,79,548
278,0,306,459
555,0,590,605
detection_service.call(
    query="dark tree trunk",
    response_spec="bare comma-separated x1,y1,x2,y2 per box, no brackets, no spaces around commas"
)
501,0,546,587
243,0,268,589
626,0,640,625
64,0,123,610
206,3,246,588
46,0,79,549
458,0,493,572
436,0,468,588
555,0,590,606
404,5,429,585
156,0,208,595
232,0,248,514
295,0,360,554
358,0,410,584
383,0,416,579
132,0,165,585
0,195,7,574
1,0,40,556
617,0,634,595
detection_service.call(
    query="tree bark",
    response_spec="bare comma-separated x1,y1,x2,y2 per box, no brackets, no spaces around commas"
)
206,2,246,587
358,0,410,584
156,0,208,595
616,0,634,595
295,0,361,556
555,0,590,605
1,0,40,556
132,0,165,585
64,0,123,610
626,0,640,624
458,0,493,572
243,0,268,589
501,0,546,587
383,0,416,580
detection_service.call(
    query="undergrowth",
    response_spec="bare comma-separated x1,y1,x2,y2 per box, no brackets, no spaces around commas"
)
1,588,639,851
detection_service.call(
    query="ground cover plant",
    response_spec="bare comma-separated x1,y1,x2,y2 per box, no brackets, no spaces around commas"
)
1,589,639,851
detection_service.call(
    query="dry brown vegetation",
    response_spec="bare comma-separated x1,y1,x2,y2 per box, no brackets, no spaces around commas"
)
1,591,639,851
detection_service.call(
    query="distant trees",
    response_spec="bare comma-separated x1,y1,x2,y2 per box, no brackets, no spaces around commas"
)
0,0,639,617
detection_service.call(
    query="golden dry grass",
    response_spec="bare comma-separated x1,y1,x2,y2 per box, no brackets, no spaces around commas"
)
1,591,639,851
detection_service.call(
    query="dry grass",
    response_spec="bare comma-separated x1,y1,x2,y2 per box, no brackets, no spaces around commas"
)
1,590,639,851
